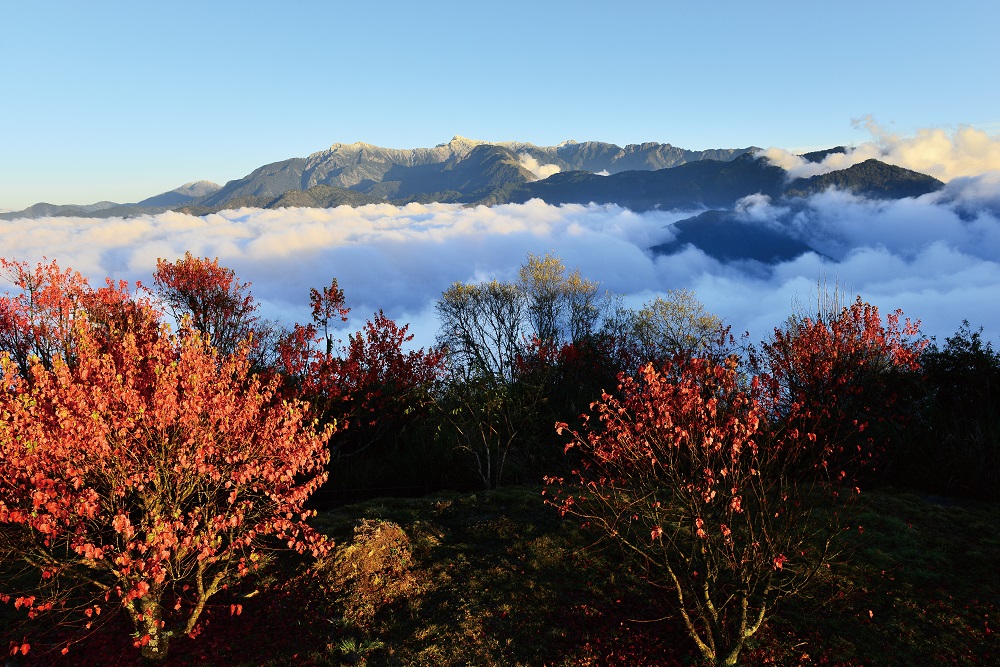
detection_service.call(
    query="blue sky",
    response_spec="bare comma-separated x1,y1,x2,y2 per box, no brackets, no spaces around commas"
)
2,0,998,210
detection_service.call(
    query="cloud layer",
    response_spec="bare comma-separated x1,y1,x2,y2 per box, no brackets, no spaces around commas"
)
761,117,1000,183
2,184,998,350
518,153,562,181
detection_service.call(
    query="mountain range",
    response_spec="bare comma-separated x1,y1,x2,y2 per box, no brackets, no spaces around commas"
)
0,138,761,219
1,137,944,266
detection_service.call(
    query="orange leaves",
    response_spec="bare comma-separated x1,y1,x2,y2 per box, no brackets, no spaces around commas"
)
153,252,259,356
309,278,350,337
13,596,35,610
112,513,134,538
695,518,708,540
278,295,443,461
0,258,90,375
0,255,334,657
547,341,884,663
748,296,927,484
78,543,105,560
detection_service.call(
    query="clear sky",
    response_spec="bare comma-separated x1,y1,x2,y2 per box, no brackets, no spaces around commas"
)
2,0,998,210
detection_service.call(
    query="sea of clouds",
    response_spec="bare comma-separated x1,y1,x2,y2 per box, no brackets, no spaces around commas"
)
2,123,998,350
761,116,1000,183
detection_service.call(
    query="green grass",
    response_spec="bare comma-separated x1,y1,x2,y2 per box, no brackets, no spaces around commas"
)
3,486,999,665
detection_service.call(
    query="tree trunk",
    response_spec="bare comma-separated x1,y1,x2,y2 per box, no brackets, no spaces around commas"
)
720,643,743,666
128,595,171,661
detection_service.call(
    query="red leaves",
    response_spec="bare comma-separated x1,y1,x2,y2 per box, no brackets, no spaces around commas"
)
13,596,35,610
309,279,350,354
0,255,334,657
153,252,259,356
748,297,927,485
279,292,444,459
78,543,105,560
694,518,707,540
546,324,915,665
111,513,134,538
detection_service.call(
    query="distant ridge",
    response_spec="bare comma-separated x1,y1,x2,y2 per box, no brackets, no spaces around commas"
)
0,138,760,218
785,159,942,199
1,181,220,220
136,181,221,207
191,137,758,210
2,139,942,222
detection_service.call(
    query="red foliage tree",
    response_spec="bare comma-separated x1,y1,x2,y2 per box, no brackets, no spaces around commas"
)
333,311,445,455
310,278,350,356
274,278,350,394
750,296,925,479
0,266,332,661
548,358,828,665
152,252,260,356
0,258,92,376
278,283,444,460
547,298,925,666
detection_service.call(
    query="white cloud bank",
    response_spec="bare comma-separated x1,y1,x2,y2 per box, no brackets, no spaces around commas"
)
0,201,682,345
2,184,998,349
518,153,561,181
760,117,1000,183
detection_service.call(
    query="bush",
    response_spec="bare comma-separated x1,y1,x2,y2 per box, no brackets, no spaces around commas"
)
749,296,925,482
548,298,925,666
324,519,416,627
0,261,332,661
548,357,849,665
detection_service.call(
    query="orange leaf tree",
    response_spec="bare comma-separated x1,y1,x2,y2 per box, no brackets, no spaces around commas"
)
750,296,925,480
546,298,925,666
278,280,444,459
152,252,260,356
0,263,332,661
548,358,832,666
0,258,93,376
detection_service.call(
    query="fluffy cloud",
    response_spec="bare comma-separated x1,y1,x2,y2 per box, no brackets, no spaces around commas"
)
518,153,562,181
1,186,998,349
0,201,685,344
760,117,1000,183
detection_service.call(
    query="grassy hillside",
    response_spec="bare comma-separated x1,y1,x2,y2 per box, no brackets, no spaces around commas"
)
12,486,996,666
